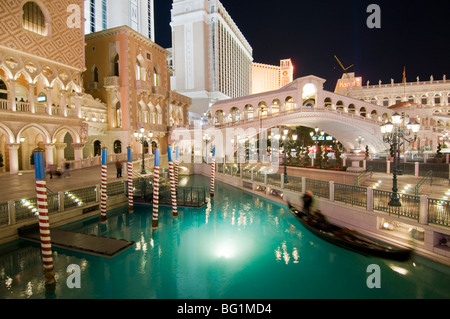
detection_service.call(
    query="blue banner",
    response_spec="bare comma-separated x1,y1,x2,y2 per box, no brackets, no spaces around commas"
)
33,149,45,180
154,149,160,166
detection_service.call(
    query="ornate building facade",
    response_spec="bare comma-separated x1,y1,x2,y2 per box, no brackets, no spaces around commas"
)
338,73,450,152
84,25,191,159
0,1,190,174
0,0,90,174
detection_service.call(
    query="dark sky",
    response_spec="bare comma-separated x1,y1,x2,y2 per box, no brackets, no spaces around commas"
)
154,0,450,91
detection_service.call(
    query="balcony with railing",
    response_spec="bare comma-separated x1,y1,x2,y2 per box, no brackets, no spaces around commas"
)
104,76,120,88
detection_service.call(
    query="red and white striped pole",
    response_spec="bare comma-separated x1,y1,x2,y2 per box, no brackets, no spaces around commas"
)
174,147,179,186
127,146,134,213
152,148,160,228
168,145,178,218
100,147,107,222
33,147,56,288
210,146,216,198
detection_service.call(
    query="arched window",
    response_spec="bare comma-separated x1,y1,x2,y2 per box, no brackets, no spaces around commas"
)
153,66,160,86
22,1,48,36
113,140,122,154
94,140,101,156
136,59,142,80
0,78,8,100
113,54,119,76
115,101,122,128
93,66,99,82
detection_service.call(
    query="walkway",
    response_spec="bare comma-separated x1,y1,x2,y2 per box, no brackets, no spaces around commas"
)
0,163,134,203
0,163,449,204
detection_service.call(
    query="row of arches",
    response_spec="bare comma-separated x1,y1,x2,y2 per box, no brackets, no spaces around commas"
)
363,93,450,107
211,95,392,125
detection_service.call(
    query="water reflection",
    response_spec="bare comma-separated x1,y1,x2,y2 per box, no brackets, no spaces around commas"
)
274,241,300,264
0,176,450,299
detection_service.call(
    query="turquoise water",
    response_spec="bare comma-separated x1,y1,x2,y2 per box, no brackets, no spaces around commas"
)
0,175,449,299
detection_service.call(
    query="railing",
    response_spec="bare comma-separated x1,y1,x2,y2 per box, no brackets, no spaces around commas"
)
64,186,97,210
428,198,450,226
174,187,207,207
212,166,449,228
335,183,367,208
373,190,420,221
414,170,432,196
305,178,329,199
0,202,8,226
354,166,373,186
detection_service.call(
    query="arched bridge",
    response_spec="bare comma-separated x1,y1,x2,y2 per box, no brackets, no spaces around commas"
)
204,75,402,154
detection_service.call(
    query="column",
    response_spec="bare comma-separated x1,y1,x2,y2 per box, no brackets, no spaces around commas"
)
419,195,428,225
73,94,82,118
7,143,20,174
54,142,67,169
44,143,55,165
72,142,84,160
71,143,84,169
45,86,52,115
8,79,16,111
60,89,67,116
28,83,36,113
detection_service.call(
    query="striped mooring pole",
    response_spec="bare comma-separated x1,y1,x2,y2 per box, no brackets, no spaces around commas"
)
168,145,178,218
100,147,107,222
174,147,179,186
127,146,134,213
152,148,160,228
33,148,56,288
210,146,216,198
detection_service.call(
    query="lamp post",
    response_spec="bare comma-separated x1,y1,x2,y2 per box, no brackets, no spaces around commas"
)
310,127,324,165
380,112,420,206
134,127,153,175
356,135,364,149
280,129,297,184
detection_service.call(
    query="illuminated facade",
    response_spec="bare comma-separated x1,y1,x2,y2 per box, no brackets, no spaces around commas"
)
84,25,191,158
84,0,155,41
0,0,94,174
252,59,294,94
170,0,253,122
338,73,450,152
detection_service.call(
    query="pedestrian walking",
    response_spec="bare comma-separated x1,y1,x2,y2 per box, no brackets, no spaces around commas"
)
63,162,70,178
115,159,122,178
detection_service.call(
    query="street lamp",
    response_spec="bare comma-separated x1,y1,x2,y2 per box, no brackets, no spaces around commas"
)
310,127,324,164
380,112,420,206
281,129,297,184
134,127,153,174
356,135,364,149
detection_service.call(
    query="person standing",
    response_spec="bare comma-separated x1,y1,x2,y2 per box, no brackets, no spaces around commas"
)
115,159,122,178
302,190,317,214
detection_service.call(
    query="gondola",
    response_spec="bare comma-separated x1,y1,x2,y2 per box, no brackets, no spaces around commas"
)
288,202,412,261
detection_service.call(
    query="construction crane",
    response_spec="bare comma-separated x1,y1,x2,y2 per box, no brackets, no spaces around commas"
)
334,55,354,71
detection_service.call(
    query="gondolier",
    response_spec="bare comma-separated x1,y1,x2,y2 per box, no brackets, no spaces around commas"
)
288,202,412,261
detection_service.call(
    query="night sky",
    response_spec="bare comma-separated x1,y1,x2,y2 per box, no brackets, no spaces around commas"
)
154,0,450,91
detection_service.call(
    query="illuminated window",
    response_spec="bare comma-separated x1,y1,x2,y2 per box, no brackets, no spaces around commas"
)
22,1,48,36
0,78,8,100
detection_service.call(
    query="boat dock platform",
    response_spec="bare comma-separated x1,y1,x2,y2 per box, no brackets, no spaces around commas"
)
18,224,135,258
